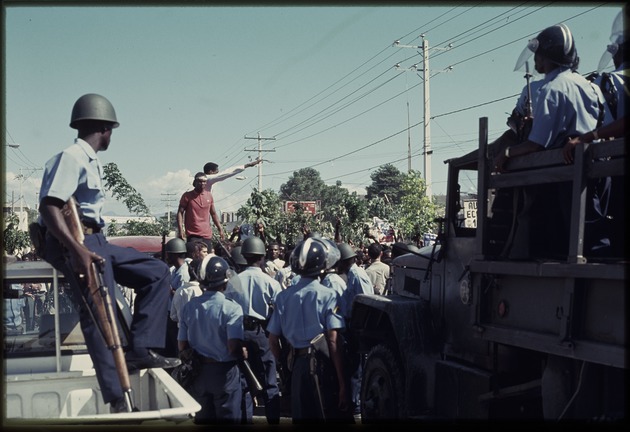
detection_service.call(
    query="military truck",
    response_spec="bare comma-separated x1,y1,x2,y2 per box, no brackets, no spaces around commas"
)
350,118,626,421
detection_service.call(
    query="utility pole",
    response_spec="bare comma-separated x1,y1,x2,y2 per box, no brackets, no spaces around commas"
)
15,167,42,229
245,132,276,190
161,192,177,226
394,36,452,199
395,63,419,173
422,36,432,199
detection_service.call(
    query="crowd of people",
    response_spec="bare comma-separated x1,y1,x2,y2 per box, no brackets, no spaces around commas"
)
23,6,626,423
163,217,409,423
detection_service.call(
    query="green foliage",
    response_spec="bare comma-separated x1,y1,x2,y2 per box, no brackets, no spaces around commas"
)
365,164,406,204
238,188,334,246
102,162,151,216
106,218,169,237
279,167,326,201
236,166,444,248
2,213,32,257
237,189,283,233
396,170,440,241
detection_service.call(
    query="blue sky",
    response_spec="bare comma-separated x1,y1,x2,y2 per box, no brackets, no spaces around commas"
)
3,2,622,217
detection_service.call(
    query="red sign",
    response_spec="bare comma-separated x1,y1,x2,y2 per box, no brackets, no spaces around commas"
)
284,201,318,215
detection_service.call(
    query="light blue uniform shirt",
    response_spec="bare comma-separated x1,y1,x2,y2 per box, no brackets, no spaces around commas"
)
529,67,612,149
266,276,345,349
595,62,628,121
321,272,347,317
170,263,190,291
39,139,106,227
178,290,244,362
225,266,281,320
341,263,374,319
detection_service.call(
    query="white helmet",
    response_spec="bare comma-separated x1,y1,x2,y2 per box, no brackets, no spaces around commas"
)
597,9,627,73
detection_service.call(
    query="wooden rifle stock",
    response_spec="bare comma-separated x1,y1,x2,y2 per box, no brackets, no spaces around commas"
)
61,197,135,412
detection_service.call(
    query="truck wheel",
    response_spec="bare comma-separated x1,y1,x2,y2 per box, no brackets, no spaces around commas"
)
361,345,405,422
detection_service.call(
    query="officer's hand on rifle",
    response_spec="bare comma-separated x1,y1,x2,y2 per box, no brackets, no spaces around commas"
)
68,243,103,288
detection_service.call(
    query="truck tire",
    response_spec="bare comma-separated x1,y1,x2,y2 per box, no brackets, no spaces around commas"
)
361,344,405,422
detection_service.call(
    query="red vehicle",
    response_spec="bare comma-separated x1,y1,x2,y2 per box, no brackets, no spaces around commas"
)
108,235,175,260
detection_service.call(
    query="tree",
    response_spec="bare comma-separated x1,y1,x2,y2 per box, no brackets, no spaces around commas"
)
237,188,336,247
365,164,406,204
3,213,32,257
102,163,151,216
323,192,369,245
279,167,327,201
396,170,441,242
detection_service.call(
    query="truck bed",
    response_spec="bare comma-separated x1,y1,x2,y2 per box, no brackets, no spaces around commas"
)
4,355,200,424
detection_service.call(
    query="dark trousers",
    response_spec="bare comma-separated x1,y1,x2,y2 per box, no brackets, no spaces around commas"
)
191,361,242,424
291,352,354,424
43,232,171,403
242,327,280,424
291,355,325,422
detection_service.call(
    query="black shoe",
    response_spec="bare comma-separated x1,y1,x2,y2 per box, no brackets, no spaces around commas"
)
126,349,181,371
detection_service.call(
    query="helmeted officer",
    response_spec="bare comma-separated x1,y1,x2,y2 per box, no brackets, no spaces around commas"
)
336,242,373,416
267,237,351,423
224,236,282,424
37,93,180,413
162,237,190,358
178,256,245,424
495,23,612,260
320,238,347,306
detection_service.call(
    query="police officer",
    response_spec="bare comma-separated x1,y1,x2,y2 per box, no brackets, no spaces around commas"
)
178,256,245,424
319,238,347,309
224,236,282,424
564,7,627,259
224,244,254,424
37,93,180,413
267,237,351,423
494,23,612,259
336,242,373,416
161,238,190,358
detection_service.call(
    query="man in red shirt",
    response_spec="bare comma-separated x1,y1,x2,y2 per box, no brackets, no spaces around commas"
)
177,172,225,252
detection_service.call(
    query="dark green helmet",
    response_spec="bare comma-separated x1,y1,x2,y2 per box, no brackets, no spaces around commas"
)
231,246,248,266
337,243,357,261
70,93,119,129
165,238,187,254
241,236,266,257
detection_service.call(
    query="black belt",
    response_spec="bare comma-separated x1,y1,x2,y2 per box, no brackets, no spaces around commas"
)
199,355,218,364
81,220,101,235
244,316,266,331
199,355,236,365
294,347,310,356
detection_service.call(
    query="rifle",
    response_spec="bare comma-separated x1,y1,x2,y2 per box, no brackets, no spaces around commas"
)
61,197,135,413
519,61,534,143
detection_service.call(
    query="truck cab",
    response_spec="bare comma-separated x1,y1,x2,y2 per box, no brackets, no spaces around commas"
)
350,118,626,421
